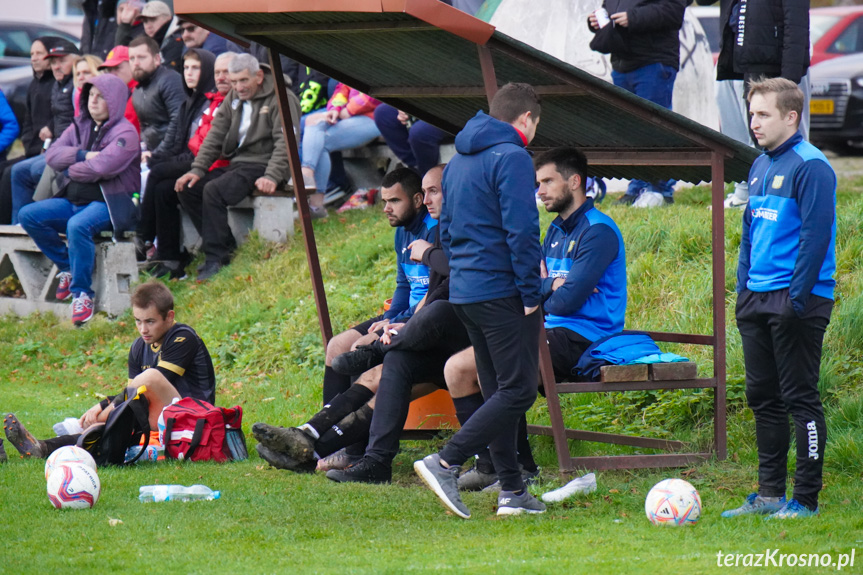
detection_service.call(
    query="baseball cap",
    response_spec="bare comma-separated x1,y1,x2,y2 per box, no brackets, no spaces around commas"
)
45,38,80,58
141,1,172,19
99,46,130,69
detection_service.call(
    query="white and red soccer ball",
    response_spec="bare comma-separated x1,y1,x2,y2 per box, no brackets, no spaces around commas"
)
644,478,702,526
46,462,101,509
44,445,97,480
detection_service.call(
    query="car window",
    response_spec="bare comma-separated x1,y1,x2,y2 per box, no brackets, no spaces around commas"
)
0,30,33,58
811,15,841,45
829,17,863,55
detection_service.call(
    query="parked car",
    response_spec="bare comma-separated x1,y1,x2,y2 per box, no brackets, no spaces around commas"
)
811,6,863,67
808,53,863,154
0,22,80,70
0,65,33,136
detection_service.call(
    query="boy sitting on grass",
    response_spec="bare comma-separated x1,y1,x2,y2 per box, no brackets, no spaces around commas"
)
3,281,216,460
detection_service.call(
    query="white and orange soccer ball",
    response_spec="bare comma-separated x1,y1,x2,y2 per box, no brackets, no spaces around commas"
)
44,445,97,480
644,478,702,526
46,463,101,509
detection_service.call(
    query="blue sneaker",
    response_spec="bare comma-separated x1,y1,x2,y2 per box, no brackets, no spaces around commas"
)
765,499,819,520
721,493,786,518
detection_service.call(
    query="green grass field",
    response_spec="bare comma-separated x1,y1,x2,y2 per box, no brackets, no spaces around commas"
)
1,183,862,574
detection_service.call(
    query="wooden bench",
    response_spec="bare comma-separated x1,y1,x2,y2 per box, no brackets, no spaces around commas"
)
0,225,138,318
530,328,721,473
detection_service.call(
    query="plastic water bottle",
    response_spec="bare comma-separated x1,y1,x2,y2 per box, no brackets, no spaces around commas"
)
138,484,220,503
124,444,162,463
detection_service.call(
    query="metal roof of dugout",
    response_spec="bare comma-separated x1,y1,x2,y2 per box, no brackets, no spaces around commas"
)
176,0,755,473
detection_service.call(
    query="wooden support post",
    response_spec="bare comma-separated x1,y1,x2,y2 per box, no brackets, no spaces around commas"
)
476,44,498,107
710,151,727,461
268,48,333,346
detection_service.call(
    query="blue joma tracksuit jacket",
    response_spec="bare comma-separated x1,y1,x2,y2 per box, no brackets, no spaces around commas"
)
737,131,837,315
542,198,627,342
386,207,438,321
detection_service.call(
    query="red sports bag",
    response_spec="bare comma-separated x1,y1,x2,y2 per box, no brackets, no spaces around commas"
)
161,398,246,462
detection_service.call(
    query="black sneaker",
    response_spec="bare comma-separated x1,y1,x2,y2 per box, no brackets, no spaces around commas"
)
331,343,385,376
149,260,187,281
326,456,391,484
197,261,223,282
3,413,44,458
251,423,316,463
457,466,498,491
414,454,470,519
0,438,6,463
255,444,316,473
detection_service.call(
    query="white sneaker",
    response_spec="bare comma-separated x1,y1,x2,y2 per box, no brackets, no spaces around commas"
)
541,472,597,503
723,194,748,209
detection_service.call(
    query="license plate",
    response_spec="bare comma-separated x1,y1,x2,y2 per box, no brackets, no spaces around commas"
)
810,99,835,115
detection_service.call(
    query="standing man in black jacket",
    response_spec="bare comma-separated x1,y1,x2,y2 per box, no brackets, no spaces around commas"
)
0,37,56,223
588,0,686,205
703,0,810,208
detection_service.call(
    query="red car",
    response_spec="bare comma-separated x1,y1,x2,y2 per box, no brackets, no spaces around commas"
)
811,6,863,67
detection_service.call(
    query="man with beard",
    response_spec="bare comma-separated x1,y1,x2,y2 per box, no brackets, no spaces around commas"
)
128,35,184,160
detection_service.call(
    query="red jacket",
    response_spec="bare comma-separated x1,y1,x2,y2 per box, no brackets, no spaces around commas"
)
188,91,229,171
327,83,380,119
125,79,140,134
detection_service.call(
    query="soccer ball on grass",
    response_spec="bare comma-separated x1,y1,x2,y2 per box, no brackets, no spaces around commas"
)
46,463,101,509
644,478,701,526
44,445,97,480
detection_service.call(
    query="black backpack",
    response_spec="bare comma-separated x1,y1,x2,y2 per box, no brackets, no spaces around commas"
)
77,386,151,466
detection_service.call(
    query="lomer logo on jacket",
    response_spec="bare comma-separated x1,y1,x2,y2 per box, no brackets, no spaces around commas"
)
752,207,778,221
772,175,784,189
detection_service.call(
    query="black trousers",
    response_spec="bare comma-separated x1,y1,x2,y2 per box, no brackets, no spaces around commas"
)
365,300,472,465
736,288,832,509
176,163,266,264
0,157,27,224
138,159,191,260
439,297,541,492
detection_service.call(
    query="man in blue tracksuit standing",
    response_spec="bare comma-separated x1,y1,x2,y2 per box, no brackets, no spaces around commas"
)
413,83,545,518
724,78,836,520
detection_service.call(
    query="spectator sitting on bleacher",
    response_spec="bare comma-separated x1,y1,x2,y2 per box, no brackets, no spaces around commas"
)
129,35,185,161
10,39,80,224
300,83,382,219
98,46,141,134
179,20,235,57
173,53,299,281
139,1,184,75
18,74,140,326
138,48,226,280
374,104,447,177
72,55,104,116
0,37,55,224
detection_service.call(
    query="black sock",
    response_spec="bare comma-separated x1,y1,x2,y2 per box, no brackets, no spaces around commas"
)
345,439,367,457
322,365,351,406
516,415,537,473
316,404,374,459
43,434,79,457
307,384,375,436
453,393,494,473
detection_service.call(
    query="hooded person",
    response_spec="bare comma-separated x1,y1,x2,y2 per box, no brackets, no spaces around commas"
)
137,48,221,279
18,73,140,326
